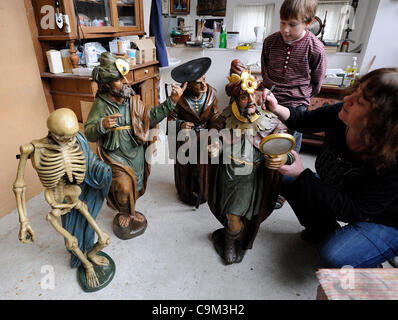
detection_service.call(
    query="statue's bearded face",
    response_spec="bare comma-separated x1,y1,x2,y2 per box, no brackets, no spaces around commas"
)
236,91,257,114
188,76,207,98
109,78,135,99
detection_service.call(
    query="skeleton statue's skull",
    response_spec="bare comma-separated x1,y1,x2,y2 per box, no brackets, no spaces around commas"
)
47,108,79,144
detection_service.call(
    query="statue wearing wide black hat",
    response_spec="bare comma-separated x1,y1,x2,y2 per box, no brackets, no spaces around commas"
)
168,57,221,208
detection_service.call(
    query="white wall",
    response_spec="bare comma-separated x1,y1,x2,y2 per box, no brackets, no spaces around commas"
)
359,0,398,74
143,0,151,35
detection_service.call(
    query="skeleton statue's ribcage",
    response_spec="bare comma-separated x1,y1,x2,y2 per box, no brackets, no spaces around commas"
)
36,144,86,189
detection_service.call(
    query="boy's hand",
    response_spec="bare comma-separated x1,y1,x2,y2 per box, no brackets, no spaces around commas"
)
278,150,304,178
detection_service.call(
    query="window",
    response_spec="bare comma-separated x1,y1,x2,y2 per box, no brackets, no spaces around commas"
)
316,1,352,43
233,4,275,43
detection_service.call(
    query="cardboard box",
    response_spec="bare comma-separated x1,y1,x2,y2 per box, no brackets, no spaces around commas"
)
134,38,156,64
46,50,64,73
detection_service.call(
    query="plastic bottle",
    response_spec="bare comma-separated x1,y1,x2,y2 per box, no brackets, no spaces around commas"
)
219,24,226,48
350,57,358,86
213,21,220,48
343,57,358,87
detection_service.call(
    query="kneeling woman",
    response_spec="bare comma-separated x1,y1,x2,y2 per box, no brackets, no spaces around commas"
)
264,68,398,268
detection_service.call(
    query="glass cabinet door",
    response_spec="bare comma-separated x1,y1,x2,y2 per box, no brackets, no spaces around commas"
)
116,0,137,28
75,0,116,32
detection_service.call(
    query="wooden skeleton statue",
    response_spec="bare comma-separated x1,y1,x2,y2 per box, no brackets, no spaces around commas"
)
13,108,111,289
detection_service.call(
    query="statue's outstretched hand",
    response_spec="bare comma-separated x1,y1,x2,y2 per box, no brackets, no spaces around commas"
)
181,122,194,130
19,221,35,244
171,82,188,105
102,113,123,129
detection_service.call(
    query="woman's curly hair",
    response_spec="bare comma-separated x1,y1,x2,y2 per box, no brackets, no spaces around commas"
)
348,68,398,170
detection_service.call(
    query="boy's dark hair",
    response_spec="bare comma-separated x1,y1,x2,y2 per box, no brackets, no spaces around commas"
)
280,0,318,23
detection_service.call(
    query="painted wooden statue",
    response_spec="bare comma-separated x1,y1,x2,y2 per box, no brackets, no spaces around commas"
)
13,108,114,292
168,57,221,208
85,52,185,240
207,59,295,264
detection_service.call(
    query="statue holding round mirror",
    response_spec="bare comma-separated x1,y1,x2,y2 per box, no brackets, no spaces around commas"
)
207,59,295,265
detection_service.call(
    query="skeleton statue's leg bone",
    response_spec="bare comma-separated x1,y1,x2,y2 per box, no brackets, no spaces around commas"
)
46,212,100,288
63,184,110,266
75,200,110,266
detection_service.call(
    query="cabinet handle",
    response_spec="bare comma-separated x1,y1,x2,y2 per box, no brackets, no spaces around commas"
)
144,69,149,74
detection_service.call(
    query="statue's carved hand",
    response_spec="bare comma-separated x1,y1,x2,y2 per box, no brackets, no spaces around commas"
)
181,122,194,130
171,82,188,105
265,153,287,170
208,141,221,158
102,113,123,129
19,221,35,243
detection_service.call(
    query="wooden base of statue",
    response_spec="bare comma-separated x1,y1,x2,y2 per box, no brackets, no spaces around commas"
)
112,211,147,240
211,228,246,265
77,251,115,293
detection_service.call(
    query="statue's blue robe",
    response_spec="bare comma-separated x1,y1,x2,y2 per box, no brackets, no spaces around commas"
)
61,132,112,268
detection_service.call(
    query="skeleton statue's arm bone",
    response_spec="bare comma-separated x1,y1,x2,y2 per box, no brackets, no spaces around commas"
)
44,189,75,212
13,143,36,243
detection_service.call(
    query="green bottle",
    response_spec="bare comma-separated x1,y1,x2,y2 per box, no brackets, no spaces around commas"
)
219,25,226,48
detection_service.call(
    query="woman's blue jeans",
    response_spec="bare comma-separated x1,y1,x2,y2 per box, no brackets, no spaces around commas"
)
319,222,398,268
281,171,398,268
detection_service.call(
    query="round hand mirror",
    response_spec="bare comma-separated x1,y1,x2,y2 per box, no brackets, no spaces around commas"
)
259,133,296,157
308,16,323,36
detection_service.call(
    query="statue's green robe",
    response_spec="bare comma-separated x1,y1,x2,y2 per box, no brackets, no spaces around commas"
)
85,93,175,214
208,107,289,249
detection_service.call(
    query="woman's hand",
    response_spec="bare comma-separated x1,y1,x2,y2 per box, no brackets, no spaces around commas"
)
262,88,279,112
171,82,188,105
278,150,305,178
261,88,291,122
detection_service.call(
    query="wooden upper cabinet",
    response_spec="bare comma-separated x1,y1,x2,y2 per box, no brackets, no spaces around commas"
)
31,0,144,40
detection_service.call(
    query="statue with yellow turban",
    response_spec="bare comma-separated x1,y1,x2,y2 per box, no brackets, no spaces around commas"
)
207,59,293,264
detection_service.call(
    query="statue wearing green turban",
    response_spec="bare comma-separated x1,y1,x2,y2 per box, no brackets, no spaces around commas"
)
85,52,186,240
